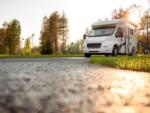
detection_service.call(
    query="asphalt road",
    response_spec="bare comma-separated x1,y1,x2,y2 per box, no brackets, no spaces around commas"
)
0,57,150,113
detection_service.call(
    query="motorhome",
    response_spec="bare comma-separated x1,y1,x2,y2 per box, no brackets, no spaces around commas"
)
83,18,137,57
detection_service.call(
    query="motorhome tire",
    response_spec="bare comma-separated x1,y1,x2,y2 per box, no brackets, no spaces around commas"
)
84,53,91,58
105,54,109,57
131,47,136,56
112,46,118,56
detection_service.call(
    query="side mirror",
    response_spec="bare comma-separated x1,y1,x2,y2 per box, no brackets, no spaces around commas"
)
115,32,123,37
83,34,87,40
116,27,124,37
120,32,123,37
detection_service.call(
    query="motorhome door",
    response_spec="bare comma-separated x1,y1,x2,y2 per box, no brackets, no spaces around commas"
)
125,26,132,55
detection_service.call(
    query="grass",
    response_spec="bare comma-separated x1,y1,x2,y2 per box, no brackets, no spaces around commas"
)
90,55,150,72
0,54,83,58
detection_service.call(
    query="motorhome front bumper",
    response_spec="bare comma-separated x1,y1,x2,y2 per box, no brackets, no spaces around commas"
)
83,43,112,54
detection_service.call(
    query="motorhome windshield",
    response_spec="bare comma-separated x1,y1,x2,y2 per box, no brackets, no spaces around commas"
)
88,26,116,37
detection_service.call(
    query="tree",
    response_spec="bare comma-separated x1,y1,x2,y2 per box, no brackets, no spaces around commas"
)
139,9,150,52
0,28,5,53
112,4,140,19
5,19,21,54
59,11,69,53
24,38,31,55
49,11,60,53
0,19,21,54
40,11,69,54
67,39,83,54
112,8,128,19
32,46,40,55
40,16,53,54
140,14,147,29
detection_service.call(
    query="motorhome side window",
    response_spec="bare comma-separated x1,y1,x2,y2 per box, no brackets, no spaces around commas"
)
130,29,134,36
115,27,124,37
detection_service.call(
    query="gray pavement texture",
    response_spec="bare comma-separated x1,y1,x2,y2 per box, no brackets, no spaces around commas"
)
0,57,150,113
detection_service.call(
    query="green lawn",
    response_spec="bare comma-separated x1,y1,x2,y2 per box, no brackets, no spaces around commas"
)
0,54,83,58
90,55,150,72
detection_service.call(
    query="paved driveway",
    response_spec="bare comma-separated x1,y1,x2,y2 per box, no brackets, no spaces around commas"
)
0,57,150,113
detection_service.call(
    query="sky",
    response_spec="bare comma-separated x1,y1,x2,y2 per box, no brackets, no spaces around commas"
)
0,0,149,46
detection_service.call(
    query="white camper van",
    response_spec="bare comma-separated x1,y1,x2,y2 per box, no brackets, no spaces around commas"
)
83,19,137,57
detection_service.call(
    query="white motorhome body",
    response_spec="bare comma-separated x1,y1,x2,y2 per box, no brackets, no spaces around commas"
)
83,19,137,57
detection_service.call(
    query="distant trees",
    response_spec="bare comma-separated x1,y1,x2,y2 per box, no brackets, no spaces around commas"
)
24,38,31,55
0,11,68,55
0,28,5,53
67,39,83,54
112,8,128,19
112,4,140,19
31,46,40,55
40,11,69,54
138,10,150,53
0,19,21,54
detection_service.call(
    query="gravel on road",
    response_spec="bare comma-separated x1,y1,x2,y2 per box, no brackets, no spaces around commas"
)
0,57,150,113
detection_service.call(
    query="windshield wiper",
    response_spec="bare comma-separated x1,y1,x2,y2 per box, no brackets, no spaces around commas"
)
104,33,114,36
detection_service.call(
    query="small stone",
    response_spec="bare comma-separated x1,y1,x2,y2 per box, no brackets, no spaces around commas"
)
23,78,31,82
97,85,104,91
68,88,77,94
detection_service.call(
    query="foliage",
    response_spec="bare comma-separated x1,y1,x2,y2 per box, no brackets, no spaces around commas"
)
41,40,53,54
49,11,60,53
24,38,31,55
112,8,128,19
112,4,140,19
116,56,150,72
6,19,21,54
40,11,69,54
67,39,83,54
40,16,53,54
90,56,150,72
140,15,147,29
137,35,147,54
59,11,69,53
0,28,5,54
31,46,40,55
138,10,150,52
0,19,21,54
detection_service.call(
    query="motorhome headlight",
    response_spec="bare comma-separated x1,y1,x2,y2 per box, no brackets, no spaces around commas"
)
103,45,108,48
101,43,108,48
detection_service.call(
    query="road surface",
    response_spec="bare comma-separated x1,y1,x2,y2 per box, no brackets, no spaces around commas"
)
0,57,150,113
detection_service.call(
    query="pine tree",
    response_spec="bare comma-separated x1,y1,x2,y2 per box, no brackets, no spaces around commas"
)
112,8,128,19
40,16,53,54
5,19,21,54
59,11,69,53
24,38,31,55
112,4,140,19
40,11,69,54
49,11,60,54
0,28,5,53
